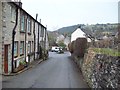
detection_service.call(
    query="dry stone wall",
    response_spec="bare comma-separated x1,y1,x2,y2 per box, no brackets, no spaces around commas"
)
81,49,120,88
68,37,120,88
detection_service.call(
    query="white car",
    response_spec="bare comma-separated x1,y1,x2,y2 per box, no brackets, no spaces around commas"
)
51,46,60,52
54,47,60,52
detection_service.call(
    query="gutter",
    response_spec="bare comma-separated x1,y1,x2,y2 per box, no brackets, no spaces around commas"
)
11,8,18,73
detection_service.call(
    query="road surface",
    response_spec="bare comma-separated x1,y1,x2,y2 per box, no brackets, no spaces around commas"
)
2,52,89,88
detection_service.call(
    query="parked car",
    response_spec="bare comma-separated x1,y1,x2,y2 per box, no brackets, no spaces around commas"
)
57,48,64,54
54,47,60,52
51,46,60,52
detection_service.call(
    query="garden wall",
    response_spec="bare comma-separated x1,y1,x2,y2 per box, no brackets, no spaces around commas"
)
68,37,120,88
81,48,120,88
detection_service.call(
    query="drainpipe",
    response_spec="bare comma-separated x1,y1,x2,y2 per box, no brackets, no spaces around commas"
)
43,27,47,60
33,21,35,61
45,27,47,57
25,15,27,64
38,19,41,59
33,14,38,60
11,8,18,73
38,22,39,59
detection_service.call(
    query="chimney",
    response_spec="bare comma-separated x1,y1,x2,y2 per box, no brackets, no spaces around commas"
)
14,0,22,8
78,25,81,28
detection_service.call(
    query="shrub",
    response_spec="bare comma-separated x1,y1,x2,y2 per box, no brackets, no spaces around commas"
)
68,41,75,53
74,38,87,58
19,60,26,66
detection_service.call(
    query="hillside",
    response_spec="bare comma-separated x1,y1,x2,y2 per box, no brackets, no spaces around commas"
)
57,24,80,34
55,23,118,38
55,24,87,37
48,23,118,46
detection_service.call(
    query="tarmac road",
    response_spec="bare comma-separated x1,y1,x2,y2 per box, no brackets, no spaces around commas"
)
2,52,89,88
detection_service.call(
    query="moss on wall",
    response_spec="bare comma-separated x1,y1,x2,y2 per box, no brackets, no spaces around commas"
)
82,48,120,88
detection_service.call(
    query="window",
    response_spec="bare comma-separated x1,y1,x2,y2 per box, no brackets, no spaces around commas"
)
32,41,34,51
14,41,18,57
33,21,35,34
14,60,17,68
21,14,25,32
40,27,44,37
20,41,24,55
28,41,31,53
11,6,16,22
27,17,31,33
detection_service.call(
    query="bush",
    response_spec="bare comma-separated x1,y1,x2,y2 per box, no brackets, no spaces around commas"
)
68,41,75,53
74,38,87,58
68,43,71,52
19,60,26,66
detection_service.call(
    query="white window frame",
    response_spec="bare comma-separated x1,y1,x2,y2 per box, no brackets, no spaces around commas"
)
11,6,16,22
27,17,31,33
21,14,25,32
14,41,18,57
28,41,31,53
20,41,24,55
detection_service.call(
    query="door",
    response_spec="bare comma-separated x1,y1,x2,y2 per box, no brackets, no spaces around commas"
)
4,45,8,73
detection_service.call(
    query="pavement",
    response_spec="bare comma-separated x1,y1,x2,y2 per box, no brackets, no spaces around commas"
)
2,59,43,76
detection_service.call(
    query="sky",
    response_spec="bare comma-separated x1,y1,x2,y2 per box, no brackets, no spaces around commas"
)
21,0,119,31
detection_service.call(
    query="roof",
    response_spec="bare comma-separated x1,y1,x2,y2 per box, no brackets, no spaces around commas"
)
9,2,46,29
71,27,92,42
73,26,94,39
72,28,86,38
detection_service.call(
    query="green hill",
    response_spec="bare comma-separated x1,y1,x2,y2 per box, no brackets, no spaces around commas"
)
48,23,118,42
57,25,79,33
56,24,87,37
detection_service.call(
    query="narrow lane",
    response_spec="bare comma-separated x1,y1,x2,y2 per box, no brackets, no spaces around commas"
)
3,52,89,88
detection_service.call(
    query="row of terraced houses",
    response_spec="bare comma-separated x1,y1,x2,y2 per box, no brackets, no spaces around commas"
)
0,1,49,74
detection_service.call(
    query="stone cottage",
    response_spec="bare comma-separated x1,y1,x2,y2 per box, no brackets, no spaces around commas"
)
0,1,49,74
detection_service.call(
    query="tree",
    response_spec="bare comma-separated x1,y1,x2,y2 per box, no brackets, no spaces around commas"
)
57,41,66,49
48,33,57,47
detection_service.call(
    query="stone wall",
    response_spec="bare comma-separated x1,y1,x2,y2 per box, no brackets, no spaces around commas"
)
2,2,16,73
81,49,120,88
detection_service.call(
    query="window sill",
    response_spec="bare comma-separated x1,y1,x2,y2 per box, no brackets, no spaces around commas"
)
20,54,24,56
28,32,31,35
14,56,18,58
20,31,25,33
28,52,34,56
11,20,15,23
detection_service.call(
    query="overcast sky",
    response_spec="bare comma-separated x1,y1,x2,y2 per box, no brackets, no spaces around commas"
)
21,0,119,31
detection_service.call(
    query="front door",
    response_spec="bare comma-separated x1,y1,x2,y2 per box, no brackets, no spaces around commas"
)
4,45,8,73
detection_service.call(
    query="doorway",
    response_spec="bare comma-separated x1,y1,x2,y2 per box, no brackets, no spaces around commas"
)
4,45,9,73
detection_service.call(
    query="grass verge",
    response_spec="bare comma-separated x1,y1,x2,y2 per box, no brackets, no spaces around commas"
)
93,48,120,56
